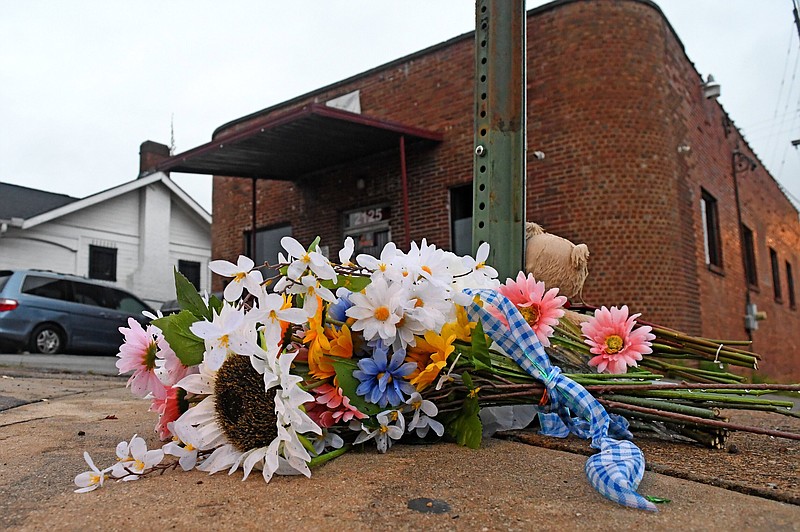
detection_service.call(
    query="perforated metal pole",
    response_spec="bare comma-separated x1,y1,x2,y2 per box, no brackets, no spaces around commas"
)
473,0,526,281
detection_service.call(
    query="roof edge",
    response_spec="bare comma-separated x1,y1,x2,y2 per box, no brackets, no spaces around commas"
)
21,173,211,229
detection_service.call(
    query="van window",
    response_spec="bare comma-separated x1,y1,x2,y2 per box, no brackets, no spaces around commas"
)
0,271,12,292
72,281,109,308
107,288,150,315
21,275,70,301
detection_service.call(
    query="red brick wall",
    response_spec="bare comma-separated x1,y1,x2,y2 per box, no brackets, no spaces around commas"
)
210,0,800,381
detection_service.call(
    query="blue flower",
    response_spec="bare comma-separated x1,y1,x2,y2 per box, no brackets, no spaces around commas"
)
353,344,416,408
327,288,354,323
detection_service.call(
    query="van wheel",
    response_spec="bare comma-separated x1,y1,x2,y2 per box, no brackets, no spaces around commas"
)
30,324,64,354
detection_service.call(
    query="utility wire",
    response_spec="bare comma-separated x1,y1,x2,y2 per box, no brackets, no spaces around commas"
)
767,33,799,168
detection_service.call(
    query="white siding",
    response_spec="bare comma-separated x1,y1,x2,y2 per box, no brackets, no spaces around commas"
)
0,231,78,272
0,177,211,308
170,200,210,247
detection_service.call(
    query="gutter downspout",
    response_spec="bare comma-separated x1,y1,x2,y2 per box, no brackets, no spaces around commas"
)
400,135,411,250
251,177,257,260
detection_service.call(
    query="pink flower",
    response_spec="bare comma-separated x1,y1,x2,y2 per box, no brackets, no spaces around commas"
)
116,318,165,399
493,272,567,347
305,384,367,428
150,386,184,440
581,305,656,374
155,335,191,387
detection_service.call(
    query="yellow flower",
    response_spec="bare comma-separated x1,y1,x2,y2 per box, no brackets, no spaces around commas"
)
303,298,331,379
443,306,477,343
410,330,456,391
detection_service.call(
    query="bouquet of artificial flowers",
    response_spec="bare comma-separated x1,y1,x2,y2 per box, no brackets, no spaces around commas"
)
75,236,799,511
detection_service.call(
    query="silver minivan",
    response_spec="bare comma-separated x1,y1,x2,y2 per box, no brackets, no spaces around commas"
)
0,270,152,354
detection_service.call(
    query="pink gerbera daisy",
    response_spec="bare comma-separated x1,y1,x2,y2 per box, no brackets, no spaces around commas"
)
493,272,567,347
150,386,184,440
581,305,656,374
155,334,191,387
116,318,165,399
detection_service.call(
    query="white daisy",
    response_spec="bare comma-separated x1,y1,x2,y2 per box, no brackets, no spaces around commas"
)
356,241,400,280
210,255,265,302
405,392,444,438
281,236,337,282
73,452,110,493
345,277,407,344
338,236,355,267
110,434,164,481
251,292,307,344
353,409,405,453
189,303,252,371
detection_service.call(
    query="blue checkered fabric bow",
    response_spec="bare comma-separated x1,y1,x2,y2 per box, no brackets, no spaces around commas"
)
463,288,657,512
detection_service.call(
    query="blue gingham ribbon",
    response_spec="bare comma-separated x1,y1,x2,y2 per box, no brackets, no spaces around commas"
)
463,289,657,512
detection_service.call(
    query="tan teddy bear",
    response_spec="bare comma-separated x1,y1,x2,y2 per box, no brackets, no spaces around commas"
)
524,222,589,301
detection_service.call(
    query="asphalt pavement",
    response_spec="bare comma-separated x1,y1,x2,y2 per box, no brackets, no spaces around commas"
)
0,353,119,376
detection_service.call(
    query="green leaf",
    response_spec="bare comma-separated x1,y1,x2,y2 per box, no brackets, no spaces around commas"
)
174,268,211,320
467,321,492,372
330,358,382,416
644,495,671,504
444,370,482,449
307,236,321,253
152,310,205,367
445,394,482,449
207,294,224,315
319,275,371,294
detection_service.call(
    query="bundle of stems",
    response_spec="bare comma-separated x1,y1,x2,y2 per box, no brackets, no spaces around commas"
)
428,347,800,448
554,308,759,384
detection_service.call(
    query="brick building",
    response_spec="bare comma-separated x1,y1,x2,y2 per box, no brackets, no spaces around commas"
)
151,0,800,381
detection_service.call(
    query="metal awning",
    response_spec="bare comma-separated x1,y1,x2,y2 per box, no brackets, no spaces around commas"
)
155,103,444,179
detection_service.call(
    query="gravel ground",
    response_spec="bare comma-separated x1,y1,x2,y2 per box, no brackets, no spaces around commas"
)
505,408,800,505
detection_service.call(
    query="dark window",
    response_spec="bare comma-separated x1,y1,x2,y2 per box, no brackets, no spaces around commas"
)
787,261,796,310
742,225,758,288
350,229,391,258
451,184,473,256
245,225,293,267
21,276,70,301
178,260,201,291
107,287,150,315
700,190,723,269
72,281,109,308
244,224,293,282
89,245,117,281
0,271,12,292
770,248,782,302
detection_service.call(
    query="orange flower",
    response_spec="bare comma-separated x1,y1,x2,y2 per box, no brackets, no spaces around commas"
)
278,293,294,341
410,330,456,391
311,324,354,379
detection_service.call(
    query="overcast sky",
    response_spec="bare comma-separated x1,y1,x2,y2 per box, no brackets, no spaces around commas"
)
1,1,799,213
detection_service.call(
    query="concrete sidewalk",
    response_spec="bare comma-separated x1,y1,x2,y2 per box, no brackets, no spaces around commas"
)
0,368,798,531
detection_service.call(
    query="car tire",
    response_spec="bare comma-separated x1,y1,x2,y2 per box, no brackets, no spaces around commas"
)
30,324,64,354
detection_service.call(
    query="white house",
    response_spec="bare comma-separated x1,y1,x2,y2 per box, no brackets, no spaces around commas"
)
0,172,211,308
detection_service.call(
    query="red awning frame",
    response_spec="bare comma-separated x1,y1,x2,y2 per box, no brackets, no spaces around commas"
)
155,103,443,180
156,103,444,250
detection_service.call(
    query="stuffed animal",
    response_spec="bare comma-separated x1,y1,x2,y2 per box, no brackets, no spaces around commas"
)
524,222,589,301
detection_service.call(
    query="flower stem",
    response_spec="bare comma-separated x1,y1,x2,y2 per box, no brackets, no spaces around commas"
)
309,445,350,468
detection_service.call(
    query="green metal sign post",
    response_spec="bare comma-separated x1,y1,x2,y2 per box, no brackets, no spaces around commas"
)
472,0,526,281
